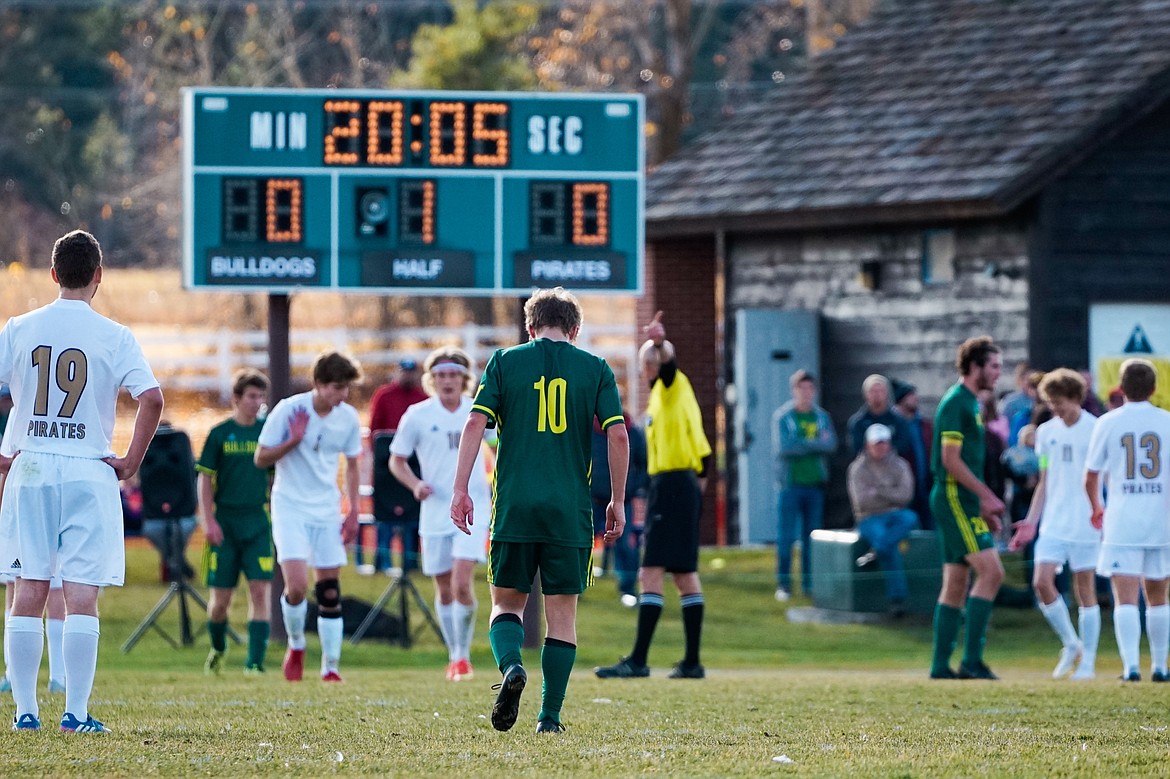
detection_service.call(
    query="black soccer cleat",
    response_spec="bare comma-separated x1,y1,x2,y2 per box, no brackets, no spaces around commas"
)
1152,670,1169,683
667,661,705,679
594,656,650,679
490,664,527,732
536,717,566,734
957,661,999,680
1121,669,1142,682
929,667,959,680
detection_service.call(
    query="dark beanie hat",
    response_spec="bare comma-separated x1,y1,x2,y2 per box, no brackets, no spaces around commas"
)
891,379,915,403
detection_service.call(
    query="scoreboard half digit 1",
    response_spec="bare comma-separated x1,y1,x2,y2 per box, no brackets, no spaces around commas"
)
181,87,645,295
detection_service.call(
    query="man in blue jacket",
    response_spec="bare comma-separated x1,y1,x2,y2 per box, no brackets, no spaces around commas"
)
772,370,838,601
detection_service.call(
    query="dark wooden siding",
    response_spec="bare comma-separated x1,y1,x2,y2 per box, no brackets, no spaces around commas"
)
1030,99,1170,370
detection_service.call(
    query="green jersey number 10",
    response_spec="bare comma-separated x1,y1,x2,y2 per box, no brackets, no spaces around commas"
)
533,376,567,434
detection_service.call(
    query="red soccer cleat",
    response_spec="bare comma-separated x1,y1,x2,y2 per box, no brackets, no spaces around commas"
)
455,658,474,681
282,648,305,682
445,661,459,681
321,670,344,683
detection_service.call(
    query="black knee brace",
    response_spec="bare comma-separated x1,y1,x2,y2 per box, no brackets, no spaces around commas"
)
315,578,341,615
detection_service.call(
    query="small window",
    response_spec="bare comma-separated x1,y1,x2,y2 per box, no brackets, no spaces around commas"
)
859,260,882,291
922,229,956,284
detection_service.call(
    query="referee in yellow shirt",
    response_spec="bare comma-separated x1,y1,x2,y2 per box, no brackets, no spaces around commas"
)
596,312,712,680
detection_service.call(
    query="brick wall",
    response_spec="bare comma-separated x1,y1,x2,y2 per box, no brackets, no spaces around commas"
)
640,236,721,544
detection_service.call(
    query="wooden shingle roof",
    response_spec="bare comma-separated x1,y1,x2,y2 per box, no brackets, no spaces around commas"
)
647,0,1170,236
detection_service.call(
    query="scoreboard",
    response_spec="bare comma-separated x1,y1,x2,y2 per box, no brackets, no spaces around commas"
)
181,87,644,295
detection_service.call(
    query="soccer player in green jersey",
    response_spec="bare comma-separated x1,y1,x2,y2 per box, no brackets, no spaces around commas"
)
450,287,629,735
197,369,274,675
929,336,1007,680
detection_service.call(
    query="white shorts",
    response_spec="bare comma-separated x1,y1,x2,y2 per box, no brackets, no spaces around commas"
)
1034,536,1101,573
0,573,62,588
420,522,488,577
271,517,347,569
0,453,124,587
1097,543,1170,579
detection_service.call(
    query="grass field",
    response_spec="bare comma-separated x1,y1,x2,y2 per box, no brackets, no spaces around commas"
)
2,545,1169,777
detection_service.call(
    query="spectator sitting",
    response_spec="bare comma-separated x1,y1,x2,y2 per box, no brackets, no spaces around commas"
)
847,423,919,618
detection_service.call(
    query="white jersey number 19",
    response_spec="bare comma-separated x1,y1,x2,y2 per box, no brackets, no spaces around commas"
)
31,345,89,418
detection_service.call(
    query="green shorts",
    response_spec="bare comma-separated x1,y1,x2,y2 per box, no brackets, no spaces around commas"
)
207,529,275,588
930,479,995,565
488,540,592,595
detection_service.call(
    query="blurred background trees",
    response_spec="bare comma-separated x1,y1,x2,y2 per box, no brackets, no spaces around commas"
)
0,0,872,270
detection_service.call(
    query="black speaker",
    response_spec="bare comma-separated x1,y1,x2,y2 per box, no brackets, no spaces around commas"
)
371,431,421,525
139,424,197,519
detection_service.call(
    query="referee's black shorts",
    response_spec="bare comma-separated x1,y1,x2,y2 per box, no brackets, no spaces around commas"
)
641,469,702,573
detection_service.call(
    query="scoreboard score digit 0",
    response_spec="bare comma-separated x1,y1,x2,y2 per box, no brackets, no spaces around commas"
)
182,87,644,294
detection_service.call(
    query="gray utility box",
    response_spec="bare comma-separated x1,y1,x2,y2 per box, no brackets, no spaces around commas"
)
809,529,941,615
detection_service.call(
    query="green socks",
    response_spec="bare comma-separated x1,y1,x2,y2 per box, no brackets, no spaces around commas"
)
539,638,576,724
247,620,270,668
931,603,962,674
208,620,228,653
963,597,994,666
490,613,525,673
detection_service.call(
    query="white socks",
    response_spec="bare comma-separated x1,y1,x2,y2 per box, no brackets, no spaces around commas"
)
1115,604,1142,675
435,599,457,662
317,616,343,674
63,615,99,720
6,616,43,718
1039,598,1079,648
1146,604,1170,674
452,599,477,660
1079,605,1101,671
281,596,307,651
46,617,65,685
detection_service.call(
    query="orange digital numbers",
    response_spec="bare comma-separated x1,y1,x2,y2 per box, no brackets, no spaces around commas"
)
323,100,361,165
429,101,467,166
367,101,404,166
571,182,609,246
472,102,509,167
265,179,302,242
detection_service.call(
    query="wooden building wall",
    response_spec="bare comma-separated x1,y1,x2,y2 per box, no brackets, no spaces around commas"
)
1030,100,1170,370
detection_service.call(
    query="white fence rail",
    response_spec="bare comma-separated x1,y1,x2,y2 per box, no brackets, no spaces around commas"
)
139,322,642,410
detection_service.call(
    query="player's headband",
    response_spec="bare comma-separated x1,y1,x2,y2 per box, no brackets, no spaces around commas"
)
430,361,470,375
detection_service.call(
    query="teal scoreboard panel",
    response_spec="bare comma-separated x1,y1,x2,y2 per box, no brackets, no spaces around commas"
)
182,87,644,295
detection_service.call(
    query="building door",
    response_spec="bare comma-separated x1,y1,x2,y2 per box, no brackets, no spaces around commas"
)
733,309,820,544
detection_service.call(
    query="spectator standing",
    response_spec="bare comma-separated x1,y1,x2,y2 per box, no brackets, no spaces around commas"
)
591,413,648,606
367,359,428,574
848,424,919,617
999,361,1034,429
139,421,199,583
847,375,912,460
891,379,934,530
771,370,837,602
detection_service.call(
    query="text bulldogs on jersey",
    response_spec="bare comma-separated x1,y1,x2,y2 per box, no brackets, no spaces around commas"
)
26,420,86,440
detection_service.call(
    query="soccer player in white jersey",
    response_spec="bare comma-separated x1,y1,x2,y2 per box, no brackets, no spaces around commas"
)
389,347,494,682
0,230,163,732
1010,369,1101,679
1085,358,1170,682
255,351,362,683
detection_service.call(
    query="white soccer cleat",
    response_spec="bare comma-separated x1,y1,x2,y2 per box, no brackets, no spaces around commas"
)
1053,642,1083,679
774,588,791,603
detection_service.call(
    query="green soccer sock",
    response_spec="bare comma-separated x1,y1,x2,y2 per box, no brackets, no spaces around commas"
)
208,620,228,653
962,596,995,666
539,638,576,724
489,613,525,673
931,603,962,674
247,620,270,668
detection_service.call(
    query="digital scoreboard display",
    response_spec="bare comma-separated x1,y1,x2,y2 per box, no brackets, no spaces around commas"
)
182,87,644,294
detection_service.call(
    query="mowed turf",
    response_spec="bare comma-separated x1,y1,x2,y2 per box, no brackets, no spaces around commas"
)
2,545,1169,777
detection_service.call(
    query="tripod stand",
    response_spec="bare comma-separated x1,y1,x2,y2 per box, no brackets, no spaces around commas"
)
122,520,240,653
349,568,444,647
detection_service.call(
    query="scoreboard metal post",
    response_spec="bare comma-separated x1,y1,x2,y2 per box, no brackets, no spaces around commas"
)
182,87,644,295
